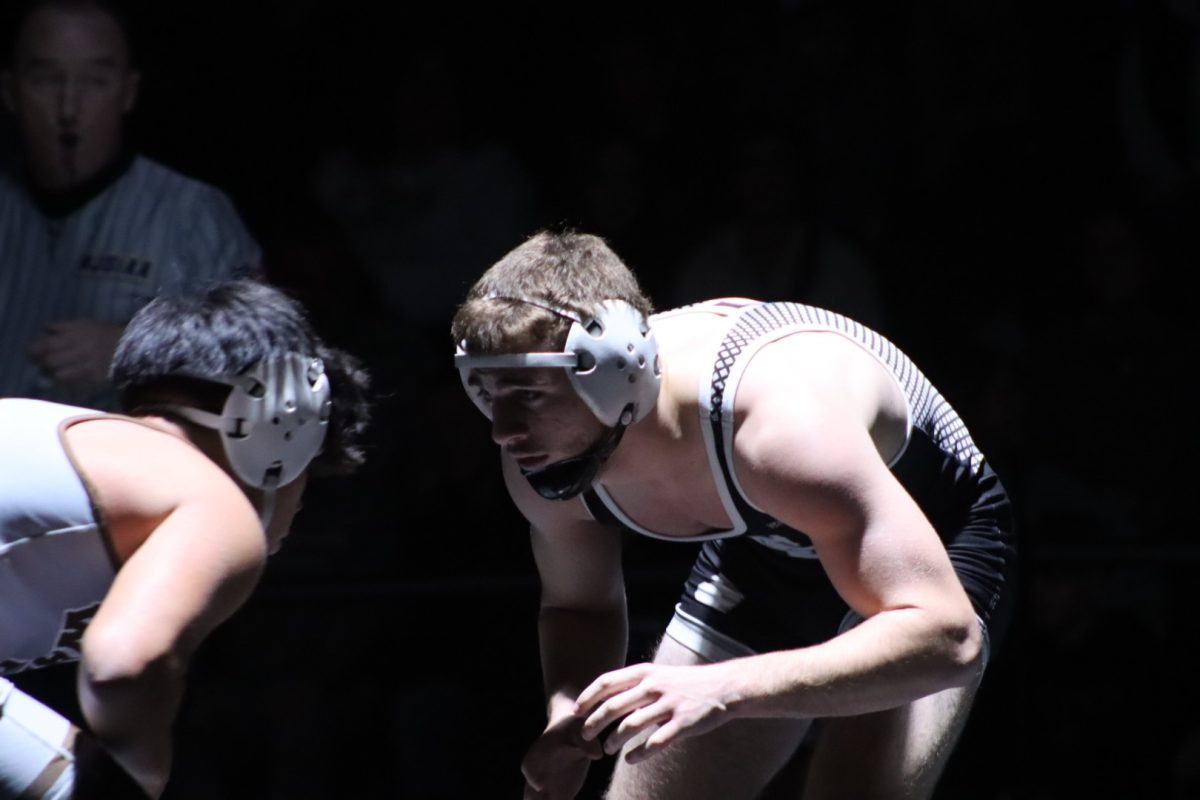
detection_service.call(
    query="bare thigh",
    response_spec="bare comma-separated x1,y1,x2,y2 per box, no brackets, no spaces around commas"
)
799,675,982,800
604,635,813,800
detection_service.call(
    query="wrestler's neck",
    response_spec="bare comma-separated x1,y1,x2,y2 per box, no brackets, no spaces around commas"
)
129,413,256,497
596,364,692,488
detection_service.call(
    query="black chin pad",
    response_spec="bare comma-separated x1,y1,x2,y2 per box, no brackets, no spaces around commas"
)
522,425,628,501
524,454,602,500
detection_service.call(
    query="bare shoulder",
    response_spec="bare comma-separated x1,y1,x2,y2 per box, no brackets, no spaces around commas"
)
734,332,904,453
652,307,737,406
727,333,895,495
741,329,881,394
727,332,915,545
653,305,734,357
63,416,260,564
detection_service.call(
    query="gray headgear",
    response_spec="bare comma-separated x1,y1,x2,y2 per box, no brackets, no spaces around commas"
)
454,298,661,428
165,353,332,490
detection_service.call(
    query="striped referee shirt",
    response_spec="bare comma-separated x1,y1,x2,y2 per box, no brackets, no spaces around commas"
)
0,155,261,408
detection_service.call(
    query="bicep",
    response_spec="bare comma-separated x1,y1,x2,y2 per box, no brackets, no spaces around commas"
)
84,492,264,670
736,406,965,619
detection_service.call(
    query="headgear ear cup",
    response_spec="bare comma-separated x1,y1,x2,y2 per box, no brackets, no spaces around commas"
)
454,299,661,427
561,300,660,427
220,355,332,489
453,297,661,500
160,354,332,489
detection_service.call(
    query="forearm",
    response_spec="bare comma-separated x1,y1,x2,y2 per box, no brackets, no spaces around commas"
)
725,607,983,721
539,602,628,720
77,655,186,798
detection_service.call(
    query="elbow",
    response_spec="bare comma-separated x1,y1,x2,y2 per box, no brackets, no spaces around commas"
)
939,611,985,686
80,628,188,694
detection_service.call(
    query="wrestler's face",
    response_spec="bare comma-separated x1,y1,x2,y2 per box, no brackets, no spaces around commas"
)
1,5,139,192
264,471,308,555
468,368,607,470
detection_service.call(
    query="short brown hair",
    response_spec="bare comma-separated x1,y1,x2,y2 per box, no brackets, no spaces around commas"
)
451,231,653,355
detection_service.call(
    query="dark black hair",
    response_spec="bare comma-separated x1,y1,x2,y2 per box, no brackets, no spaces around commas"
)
111,280,370,477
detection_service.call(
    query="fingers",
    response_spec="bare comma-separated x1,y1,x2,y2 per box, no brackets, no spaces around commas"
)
574,734,604,760
26,334,52,363
623,719,683,764
520,758,543,791
521,763,588,800
521,725,596,800
523,783,547,800
573,665,646,719
578,686,651,744
26,325,113,388
600,701,671,756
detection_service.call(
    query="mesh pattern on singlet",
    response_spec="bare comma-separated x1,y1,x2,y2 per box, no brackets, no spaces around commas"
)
710,302,983,474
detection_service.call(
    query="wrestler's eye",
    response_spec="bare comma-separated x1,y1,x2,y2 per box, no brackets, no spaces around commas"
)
27,69,64,89
519,390,541,402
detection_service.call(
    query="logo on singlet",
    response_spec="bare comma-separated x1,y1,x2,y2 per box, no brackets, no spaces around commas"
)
0,603,101,675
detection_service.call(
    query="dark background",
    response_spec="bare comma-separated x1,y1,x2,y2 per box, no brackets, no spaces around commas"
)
5,0,1197,797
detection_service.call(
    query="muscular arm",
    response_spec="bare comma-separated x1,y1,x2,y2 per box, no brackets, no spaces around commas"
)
506,456,628,719
576,336,984,758
537,593,628,723
76,460,264,798
504,456,628,798
718,357,982,720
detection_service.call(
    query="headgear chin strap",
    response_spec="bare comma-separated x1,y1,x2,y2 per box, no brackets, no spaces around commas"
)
522,424,628,501
454,297,660,500
157,354,332,523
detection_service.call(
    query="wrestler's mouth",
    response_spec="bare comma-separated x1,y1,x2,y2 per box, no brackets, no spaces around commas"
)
510,453,548,470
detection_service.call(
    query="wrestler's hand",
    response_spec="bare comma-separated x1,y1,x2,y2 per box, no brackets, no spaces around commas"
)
574,662,738,764
28,320,125,390
522,713,603,800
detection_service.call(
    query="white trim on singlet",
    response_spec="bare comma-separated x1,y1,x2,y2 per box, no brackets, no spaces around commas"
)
665,605,756,662
680,301,758,537
0,400,116,675
715,322,915,517
589,484,743,542
695,376,750,537
588,300,753,540
587,299,919,540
